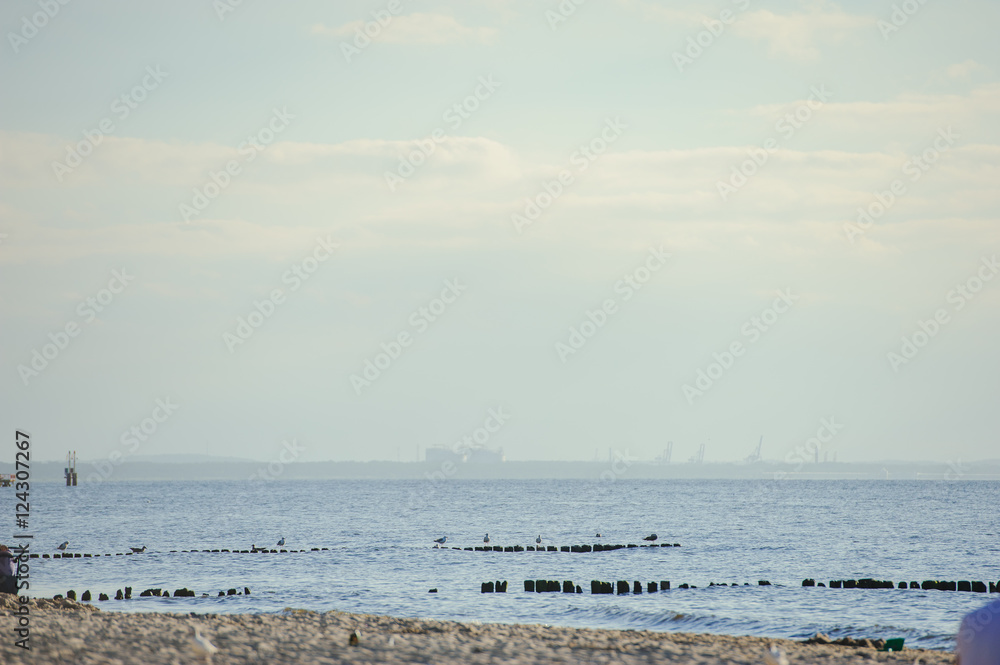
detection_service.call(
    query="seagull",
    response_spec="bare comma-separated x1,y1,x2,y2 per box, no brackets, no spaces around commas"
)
643,534,658,542
764,645,789,665
129,546,146,553
191,627,218,663
483,533,490,545
433,536,447,547
57,541,69,551
277,537,285,547
535,535,542,544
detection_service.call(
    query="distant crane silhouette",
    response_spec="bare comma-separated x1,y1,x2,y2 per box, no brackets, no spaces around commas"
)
744,436,763,463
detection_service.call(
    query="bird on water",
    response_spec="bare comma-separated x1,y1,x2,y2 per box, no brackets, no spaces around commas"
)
277,536,285,547
643,534,658,542
56,541,69,551
483,533,490,545
536,535,542,544
130,545,146,553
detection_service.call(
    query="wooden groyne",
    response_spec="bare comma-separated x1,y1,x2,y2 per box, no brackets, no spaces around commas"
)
477,579,1000,595
816,578,996,592
29,543,679,559
29,548,331,559
483,580,772,594
467,543,680,552
56,586,251,602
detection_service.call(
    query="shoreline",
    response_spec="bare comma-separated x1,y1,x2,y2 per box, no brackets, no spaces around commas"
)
9,461,1000,482
1,598,955,664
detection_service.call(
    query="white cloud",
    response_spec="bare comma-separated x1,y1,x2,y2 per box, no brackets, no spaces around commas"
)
732,3,870,59
735,84,1000,155
0,217,334,266
2,128,997,268
946,59,987,80
3,81,999,269
617,0,869,58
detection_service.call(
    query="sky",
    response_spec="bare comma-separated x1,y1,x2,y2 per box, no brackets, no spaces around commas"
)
1,0,998,466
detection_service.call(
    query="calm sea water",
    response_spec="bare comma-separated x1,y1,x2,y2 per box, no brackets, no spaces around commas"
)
5,479,998,650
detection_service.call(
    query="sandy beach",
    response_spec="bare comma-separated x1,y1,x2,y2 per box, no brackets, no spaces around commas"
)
0,597,954,665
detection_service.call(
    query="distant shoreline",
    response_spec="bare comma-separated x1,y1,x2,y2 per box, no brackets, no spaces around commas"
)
4,459,1000,483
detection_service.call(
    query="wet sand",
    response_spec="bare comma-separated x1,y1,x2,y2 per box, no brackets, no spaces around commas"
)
0,597,953,664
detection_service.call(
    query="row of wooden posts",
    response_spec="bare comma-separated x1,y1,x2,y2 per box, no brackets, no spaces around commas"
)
31,548,329,559
464,543,680,553
56,586,252,601
806,578,1000,592
480,580,771,593
479,579,1000,594
33,544,679,559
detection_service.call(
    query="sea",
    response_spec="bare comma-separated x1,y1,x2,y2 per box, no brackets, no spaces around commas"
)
5,478,998,651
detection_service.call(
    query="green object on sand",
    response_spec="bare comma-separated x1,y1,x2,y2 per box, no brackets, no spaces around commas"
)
880,638,905,652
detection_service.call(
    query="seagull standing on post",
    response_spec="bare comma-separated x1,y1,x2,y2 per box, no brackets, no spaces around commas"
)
483,533,490,545
277,536,285,547
433,536,447,548
56,541,69,551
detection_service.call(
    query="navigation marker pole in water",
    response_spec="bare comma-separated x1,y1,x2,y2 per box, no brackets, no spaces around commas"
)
64,450,77,486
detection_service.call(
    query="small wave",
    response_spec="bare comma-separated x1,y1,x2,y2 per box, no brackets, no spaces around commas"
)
548,604,955,651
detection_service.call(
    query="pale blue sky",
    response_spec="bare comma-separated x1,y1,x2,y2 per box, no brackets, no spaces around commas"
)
2,0,998,465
